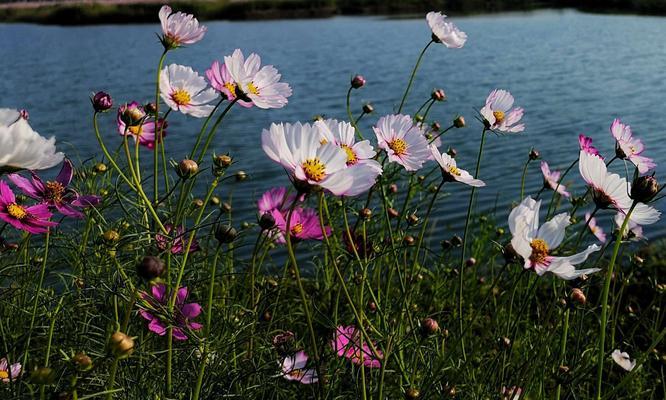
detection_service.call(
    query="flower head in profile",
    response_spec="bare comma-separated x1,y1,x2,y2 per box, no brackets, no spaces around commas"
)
206,60,253,107
430,145,485,187
426,11,467,48
0,108,64,172
331,325,382,368
224,49,292,109
579,134,601,157
117,102,167,149
610,118,655,174
585,212,606,243
156,224,199,254
611,349,635,372
160,64,218,118
540,161,570,198
480,90,525,133
272,207,330,244
159,5,206,49
279,351,318,384
509,196,600,280
0,180,58,234
0,357,21,383
374,114,430,171
139,284,202,341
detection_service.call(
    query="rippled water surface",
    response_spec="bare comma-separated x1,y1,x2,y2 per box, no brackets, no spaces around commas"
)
1,9,665,239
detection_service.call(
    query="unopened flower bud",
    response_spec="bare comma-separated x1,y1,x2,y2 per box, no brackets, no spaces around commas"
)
143,102,157,114
351,75,366,89
451,235,463,247
431,88,446,101
192,198,204,208
529,148,540,160
500,336,511,349
447,147,457,158
177,159,198,179
19,109,29,120
431,121,441,132
137,256,165,280
414,114,424,123
236,171,248,181
259,212,276,230
388,207,399,218
570,288,586,305
403,235,415,246
441,239,452,250
91,91,113,112
109,332,134,358
405,387,421,399
215,225,237,244
453,115,465,128
408,213,419,225
421,317,440,336
214,154,233,168
360,208,372,219
362,103,374,114
72,352,93,372
209,196,220,206
631,175,659,203
389,183,398,193
465,257,476,267
94,163,108,174
367,301,377,313
222,202,232,213
558,365,570,374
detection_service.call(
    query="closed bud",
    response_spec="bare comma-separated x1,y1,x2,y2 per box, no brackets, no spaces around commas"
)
259,212,276,230
529,148,540,160
465,257,476,267
447,147,457,158
408,213,419,225
177,159,198,179
143,102,157,114
72,352,93,372
403,235,415,246
558,365,570,374
421,317,440,336
389,183,398,193
367,301,377,313
431,121,441,131
103,229,120,243
137,256,165,280
94,163,108,173
500,336,511,349
91,91,113,112
453,115,465,128
362,103,374,114
405,387,421,399
388,207,399,218
431,88,446,101
215,225,237,244
222,202,232,213
109,332,134,358
209,196,221,206
351,75,366,89
414,114,424,123
192,198,204,208
631,175,659,203
571,288,586,305
360,208,372,219
214,154,233,168
261,310,272,322
441,239,452,250
451,235,463,247
236,170,248,181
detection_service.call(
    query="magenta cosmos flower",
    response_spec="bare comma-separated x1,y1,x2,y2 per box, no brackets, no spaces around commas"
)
540,161,570,198
117,102,167,149
224,49,292,109
257,187,299,216
0,357,21,383
610,118,656,174
331,325,382,368
8,159,100,218
480,89,525,133
272,207,330,244
585,212,606,243
159,5,206,49
374,114,430,171
279,351,318,384
579,134,601,157
206,60,253,108
430,145,485,187
139,284,202,341
426,11,467,48
0,180,57,234
156,224,199,254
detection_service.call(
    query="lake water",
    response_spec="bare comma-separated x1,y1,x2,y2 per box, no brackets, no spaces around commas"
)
1,9,666,241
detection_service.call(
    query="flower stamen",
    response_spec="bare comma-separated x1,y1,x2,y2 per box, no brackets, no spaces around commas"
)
302,158,326,182
45,181,65,204
341,145,357,165
171,89,192,106
247,82,260,95
529,238,549,265
7,203,27,220
493,110,505,123
291,223,304,235
388,138,407,156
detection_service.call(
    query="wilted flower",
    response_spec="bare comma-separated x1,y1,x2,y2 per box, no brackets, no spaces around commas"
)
374,114,430,171
585,212,606,243
578,134,600,157
159,5,206,49
279,351,318,384
610,119,655,174
91,91,113,112
109,332,134,358
540,161,570,198
156,224,199,254
117,102,167,149
611,349,635,371
139,284,202,341
160,64,218,118
331,325,382,368
206,60,253,107
0,357,21,383
631,175,659,203
426,11,467,48
0,180,58,234
430,145,485,187
480,90,525,133
224,49,292,109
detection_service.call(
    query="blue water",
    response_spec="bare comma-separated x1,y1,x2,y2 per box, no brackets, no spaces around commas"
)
1,9,665,240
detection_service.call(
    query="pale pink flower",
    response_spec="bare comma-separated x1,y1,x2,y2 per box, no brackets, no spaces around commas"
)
579,134,601,157
224,49,292,109
331,325,382,368
160,64,218,118
585,212,606,243
610,119,656,174
426,11,467,48
0,357,21,383
480,89,524,133
430,145,485,187
374,114,430,171
279,351,318,384
159,5,206,48
315,119,376,165
614,212,644,240
611,349,635,372
540,161,570,198
205,60,253,107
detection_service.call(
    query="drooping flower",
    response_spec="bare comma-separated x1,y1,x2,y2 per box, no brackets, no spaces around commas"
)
0,180,58,234
480,90,525,133
0,357,21,383
224,49,292,109
579,134,601,157
272,207,330,244
614,212,644,240
8,159,100,218
540,161,570,198
0,108,64,172
374,114,430,171
155,224,199,254
610,119,655,174
331,325,382,368
611,349,635,372
279,351,318,384
139,284,202,341
430,145,485,187
205,60,253,107
117,102,167,149
158,5,206,49
509,196,601,280
426,11,467,48
160,64,219,118
585,212,606,243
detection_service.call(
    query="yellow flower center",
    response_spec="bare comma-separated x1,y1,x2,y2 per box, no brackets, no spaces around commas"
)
7,203,27,220
291,223,304,235
448,165,461,176
0,370,8,379
129,125,143,136
341,145,357,165
171,89,191,106
388,138,407,156
288,369,306,379
224,82,237,96
46,181,65,203
320,138,328,145
247,82,260,95
529,238,549,265
302,158,326,182
493,110,505,123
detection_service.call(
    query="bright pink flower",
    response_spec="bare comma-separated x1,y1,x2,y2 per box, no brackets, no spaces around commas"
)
0,357,21,383
279,351,318,384
578,134,600,157
272,207,330,244
139,284,202,341
331,325,382,368
257,187,297,215
117,102,167,149
540,161,570,198
206,60,253,108
156,224,199,254
610,119,656,174
0,180,57,234
585,212,606,243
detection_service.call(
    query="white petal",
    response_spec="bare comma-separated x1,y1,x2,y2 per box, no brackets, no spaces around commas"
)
537,213,570,249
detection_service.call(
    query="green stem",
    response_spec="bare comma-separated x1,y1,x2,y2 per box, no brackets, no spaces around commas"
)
22,230,49,369
93,113,135,189
398,40,434,114
555,307,570,400
196,99,237,164
154,50,168,204
520,158,532,200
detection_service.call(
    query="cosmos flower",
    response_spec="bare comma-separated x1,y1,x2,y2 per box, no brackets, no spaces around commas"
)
480,90,525,133
155,224,199,254
8,159,100,218
430,145,485,187
331,325,382,368
426,11,467,48
272,207,330,244
0,357,21,383
585,212,606,243
374,114,430,171
614,212,644,241
0,108,64,172
315,119,376,166
224,49,292,109
0,180,58,234
257,187,296,216
159,5,206,49
117,102,167,149
509,196,601,280
540,161,570,198
611,349,635,372
610,119,655,174
139,284,202,341
579,134,601,157
160,64,218,118
205,60,253,107
279,351,318,384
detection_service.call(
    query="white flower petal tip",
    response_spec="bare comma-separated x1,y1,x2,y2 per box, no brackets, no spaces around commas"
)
612,349,636,372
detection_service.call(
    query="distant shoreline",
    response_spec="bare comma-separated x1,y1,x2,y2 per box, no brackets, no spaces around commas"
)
0,0,665,25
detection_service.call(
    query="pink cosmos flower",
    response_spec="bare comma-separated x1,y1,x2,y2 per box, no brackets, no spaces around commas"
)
610,119,656,174
430,145,485,187
480,89,525,133
540,161,570,198
0,357,21,383
156,224,199,254
8,159,100,218
160,64,218,118
117,102,167,149
579,134,601,157
159,5,206,48
0,180,57,234
331,325,382,368
257,187,301,216
374,114,430,171
205,60,253,107
279,351,318,384
585,212,606,243
272,207,330,244
426,11,467,48
139,284,202,341
224,49,292,109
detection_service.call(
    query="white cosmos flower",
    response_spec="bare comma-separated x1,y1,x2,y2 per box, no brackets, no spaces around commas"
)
374,114,430,171
159,5,206,48
430,145,485,187
224,49,292,109
541,161,570,198
426,11,467,48
480,89,525,133
160,64,219,118
0,108,64,172
614,212,644,240
611,349,636,372
610,119,655,174
315,119,375,165
509,196,601,280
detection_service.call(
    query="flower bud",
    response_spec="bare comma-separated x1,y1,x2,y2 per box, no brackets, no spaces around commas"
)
360,208,372,220
388,208,399,219
119,103,145,126
103,229,120,243
94,163,108,174
177,159,199,179
431,88,446,101
367,301,377,313
362,103,374,114
451,235,463,247
192,198,204,208
137,256,165,280
19,109,29,120
215,225,237,244
209,196,221,206
441,239,452,250
421,317,440,336
529,148,540,160
405,387,421,399
500,336,511,349
631,175,659,203
465,257,476,267
403,235,415,246
143,102,157,114
408,213,419,226
91,91,113,112
214,154,233,168
272,331,295,355
109,332,134,359
236,171,248,181
453,115,465,128
259,212,276,230
72,352,93,372
431,121,441,132
570,288,586,305
414,114,424,123
447,147,457,158
351,75,366,89
389,183,398,194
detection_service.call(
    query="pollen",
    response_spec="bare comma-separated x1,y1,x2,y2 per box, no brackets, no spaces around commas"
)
171,89,192,106
247,82,260,95
224,82,237,97
302,158,326,182
320,138,328,145
46,181,65,203
288,369,306,379
0,370,8,379
129,125,143,136
341,145,357,165
291,223,304,235
388,138,408,156
493,110,505,123
448,165,461,176
7,203,27,220
529,238,550,265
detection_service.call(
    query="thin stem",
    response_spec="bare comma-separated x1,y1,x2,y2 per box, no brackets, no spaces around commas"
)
93,113,135,189
398,40,434,113
520,158,532,200
196,99,237,164
22,230,48,369
190,99,225,160
555,307,570,400
154,50,168,204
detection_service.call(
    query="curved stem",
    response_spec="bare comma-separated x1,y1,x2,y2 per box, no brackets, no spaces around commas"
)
573,205,599,251
153,50,168,204
93,113,134,189
196,99,237,164
555,307,570,400
190,99,225,160
520,158,532,200
398,40,434,114
546,159,577,218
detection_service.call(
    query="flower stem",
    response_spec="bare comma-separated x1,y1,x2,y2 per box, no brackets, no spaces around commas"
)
398,40,434,114
555,307,570,400
22,230,48,369
153,50,168,204
196,99,237,164
519,158,532,200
